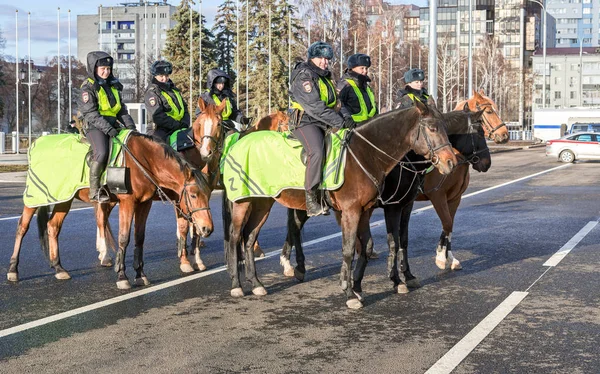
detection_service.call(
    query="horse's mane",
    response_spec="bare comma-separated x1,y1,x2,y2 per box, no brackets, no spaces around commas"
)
128,132,191,174
357,106,419,133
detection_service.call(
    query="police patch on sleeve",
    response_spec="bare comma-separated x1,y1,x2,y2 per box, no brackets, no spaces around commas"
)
149,97,156,107
302,81,312,93
82,92,89,103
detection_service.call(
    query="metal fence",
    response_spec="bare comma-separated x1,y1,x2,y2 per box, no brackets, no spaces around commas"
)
1,132,44,154
508,130,533,141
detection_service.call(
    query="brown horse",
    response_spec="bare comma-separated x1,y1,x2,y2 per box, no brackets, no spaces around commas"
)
8,132,214,289
223,99,457,309
456,89,509,144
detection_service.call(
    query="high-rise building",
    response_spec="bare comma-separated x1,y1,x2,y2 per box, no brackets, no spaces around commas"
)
77,1,178,101
547,0,600,48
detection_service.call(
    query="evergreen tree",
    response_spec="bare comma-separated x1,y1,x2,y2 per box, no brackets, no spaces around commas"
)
212,0,237,81
163,0,217,114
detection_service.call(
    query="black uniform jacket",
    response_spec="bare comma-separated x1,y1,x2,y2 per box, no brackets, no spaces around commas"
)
78,51,135,135
289,61,344,130
337,70,377,120
197,69,243,122
397,86,430,110
144,78,190,132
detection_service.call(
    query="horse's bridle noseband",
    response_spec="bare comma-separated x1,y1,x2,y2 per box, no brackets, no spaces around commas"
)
476,102,506,139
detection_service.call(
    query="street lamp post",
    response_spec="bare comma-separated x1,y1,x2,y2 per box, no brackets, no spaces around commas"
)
530,0,546,108
20,66,41,148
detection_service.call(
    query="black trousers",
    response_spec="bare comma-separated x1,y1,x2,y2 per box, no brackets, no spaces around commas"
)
147,127,170,143
292,124,325,191
86,128,110,164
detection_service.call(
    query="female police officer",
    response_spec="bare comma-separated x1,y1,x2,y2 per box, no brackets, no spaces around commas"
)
290,41,353,217
78,51,136,203
198,69,251,130
337,53,377,124
144,60,190,143
397,68,429,110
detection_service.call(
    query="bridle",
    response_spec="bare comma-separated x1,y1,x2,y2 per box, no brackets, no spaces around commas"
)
475,101,506,140
460,111,488,166
177,171,212,220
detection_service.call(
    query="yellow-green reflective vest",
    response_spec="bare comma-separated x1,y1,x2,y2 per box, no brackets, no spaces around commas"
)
345,79,376,123
86,77,121,117
291,77,337,111
407,92,429,104
212,94,233,120
161,89,185,121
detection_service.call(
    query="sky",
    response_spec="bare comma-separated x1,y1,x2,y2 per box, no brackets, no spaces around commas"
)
0,0,426,65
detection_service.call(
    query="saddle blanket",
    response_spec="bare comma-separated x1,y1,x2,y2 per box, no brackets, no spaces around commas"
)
23,130,133,208
220,129,348,202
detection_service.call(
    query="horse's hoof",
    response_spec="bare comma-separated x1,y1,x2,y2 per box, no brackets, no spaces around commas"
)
252,286,268,296
283,267,295,277
55,272,72,280
294,269,305,282
116,280,131,290
134,276,150,286
254,249,265,258
195,262,207,272
230,288,244,297
451,261,462,270
180,263,195,273
397,284,410,294
346,299,363,309
7,272,18,282
100,259,113,267
435,258,447,270
406,278,421,289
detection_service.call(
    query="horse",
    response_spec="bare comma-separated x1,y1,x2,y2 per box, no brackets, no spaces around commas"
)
8,132,214,289
222,99,457,309
279,105,490,293
456,89,508,144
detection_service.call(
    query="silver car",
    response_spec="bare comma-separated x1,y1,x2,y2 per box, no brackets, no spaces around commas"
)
546,132,600,163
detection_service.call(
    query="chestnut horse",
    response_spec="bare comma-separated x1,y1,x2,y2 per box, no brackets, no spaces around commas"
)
8,132,214,289
456,89,508,144
223,99,457,309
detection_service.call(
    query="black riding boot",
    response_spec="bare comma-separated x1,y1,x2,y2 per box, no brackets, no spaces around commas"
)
305,188,329,217
89,161,109,203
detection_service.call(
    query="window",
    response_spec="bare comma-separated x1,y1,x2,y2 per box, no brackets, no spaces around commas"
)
575,134,592,141
570,91,577,99
555,91,562,99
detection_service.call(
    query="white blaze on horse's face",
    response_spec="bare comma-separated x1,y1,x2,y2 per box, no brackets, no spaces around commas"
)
200,117,214,159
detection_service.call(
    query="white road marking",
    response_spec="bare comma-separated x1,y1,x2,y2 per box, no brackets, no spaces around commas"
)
425,218,598,373
425,291,529,374
543,221,598,267
0,163,577,339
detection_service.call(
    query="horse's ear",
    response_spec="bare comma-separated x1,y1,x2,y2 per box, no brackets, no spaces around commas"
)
415,99,428,115
478,88,485,97
462,102,470,113
198,97,207,113
215,97,227,114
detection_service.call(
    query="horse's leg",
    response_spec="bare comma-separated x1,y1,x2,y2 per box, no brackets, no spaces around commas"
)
445,196,463,270
253,239,264,258
191,222,207,271
384,204,404,292
175,210,194,273
133,200,152,286
45,202,73,280
227,201,251,297
242,202,273,296
7,207,37,282
431,194,462,270
96,202,116,267
114,200,135,289
399,200,421,289
352,210,373,300
340,207,363,309
281,208,309,281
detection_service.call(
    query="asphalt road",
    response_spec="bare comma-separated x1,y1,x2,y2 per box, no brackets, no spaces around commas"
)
0,147,599,373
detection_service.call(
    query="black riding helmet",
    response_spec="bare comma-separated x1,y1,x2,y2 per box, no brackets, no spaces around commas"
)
150,60,173,76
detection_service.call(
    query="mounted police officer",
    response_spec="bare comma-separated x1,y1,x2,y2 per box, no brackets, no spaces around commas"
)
144,60,190,143
397,68,429,110
290,41,353,217
197,68,252,131
337,53,377,124
78,51,136,203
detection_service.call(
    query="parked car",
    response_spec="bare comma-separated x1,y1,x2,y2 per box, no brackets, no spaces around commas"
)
546,132,600,163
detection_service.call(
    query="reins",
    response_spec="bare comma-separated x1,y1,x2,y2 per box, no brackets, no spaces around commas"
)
113,136,210,222
476,102,507,139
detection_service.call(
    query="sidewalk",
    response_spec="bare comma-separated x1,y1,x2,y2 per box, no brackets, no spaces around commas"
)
0,153,28,165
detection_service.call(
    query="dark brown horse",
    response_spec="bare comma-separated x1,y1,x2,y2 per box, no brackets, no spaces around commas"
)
8,133,214,289
223,99,457,309
456,89,508,144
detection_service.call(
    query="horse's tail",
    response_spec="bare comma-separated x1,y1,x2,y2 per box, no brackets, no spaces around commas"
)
36,206,50,262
